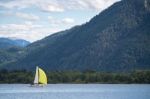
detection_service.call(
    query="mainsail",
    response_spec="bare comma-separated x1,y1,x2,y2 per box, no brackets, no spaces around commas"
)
34,66,38,84
33,66,47,85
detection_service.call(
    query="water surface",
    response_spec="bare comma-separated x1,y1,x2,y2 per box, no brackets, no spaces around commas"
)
0,84,150,99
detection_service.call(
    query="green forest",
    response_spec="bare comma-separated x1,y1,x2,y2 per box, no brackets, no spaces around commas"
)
0,70,150,84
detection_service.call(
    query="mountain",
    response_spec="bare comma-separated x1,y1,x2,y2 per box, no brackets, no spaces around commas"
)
0,38,30,66
0,47,26,67
0,37,30,49
1,0,150,72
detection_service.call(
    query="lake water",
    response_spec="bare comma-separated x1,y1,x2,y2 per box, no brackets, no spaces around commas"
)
0,84,150,99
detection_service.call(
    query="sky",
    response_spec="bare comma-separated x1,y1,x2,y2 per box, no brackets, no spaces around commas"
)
0,0,120,42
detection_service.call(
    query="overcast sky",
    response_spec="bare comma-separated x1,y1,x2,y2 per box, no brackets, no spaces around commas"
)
0,0,120,42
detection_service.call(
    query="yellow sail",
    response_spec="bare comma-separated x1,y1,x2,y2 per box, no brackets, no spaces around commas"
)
38,67,47,85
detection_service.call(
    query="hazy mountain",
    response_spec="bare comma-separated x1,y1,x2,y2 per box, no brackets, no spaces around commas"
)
0,37,29,66
1,0,150,72
0,37,30,49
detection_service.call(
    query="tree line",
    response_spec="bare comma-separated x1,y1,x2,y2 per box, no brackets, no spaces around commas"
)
0,69,150,84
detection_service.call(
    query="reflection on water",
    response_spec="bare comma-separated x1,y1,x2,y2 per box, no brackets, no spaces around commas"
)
0,84,150,99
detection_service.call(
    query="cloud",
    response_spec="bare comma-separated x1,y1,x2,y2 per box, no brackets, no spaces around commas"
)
0,22,61,42
0,0,65,12
48,16,75,27
0,0,120,12
78,0,120,10
62,18,75,24
39,2,64,12
57,0,121,11
0,0,30,9
0,11,40,21
16,12,40,21
0,22,42,31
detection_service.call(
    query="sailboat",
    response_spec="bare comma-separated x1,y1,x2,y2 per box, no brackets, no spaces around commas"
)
32,66,47,86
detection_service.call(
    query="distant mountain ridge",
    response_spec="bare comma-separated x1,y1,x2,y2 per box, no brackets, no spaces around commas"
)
1,0,150,72
0,37,30,48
